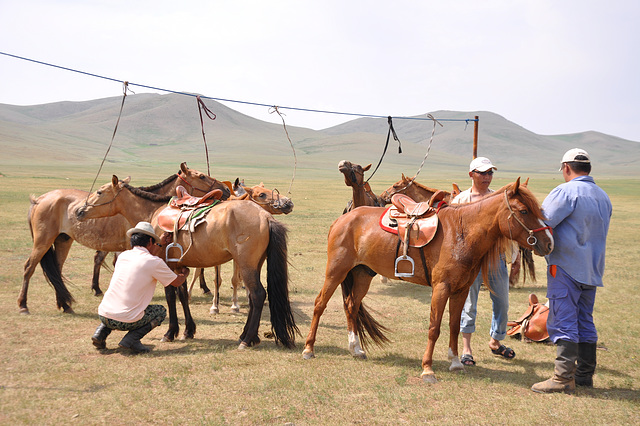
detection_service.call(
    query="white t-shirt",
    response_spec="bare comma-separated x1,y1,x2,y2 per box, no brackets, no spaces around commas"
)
98,246,177,322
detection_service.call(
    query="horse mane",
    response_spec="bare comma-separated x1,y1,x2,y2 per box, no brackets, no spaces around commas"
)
134,173,178,192
441,181,542,290
123,183,172,202
409,179,441,194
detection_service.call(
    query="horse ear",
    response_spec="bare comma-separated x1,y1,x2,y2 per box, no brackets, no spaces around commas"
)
523,177,530,187
401,173,406,180
112,175,118,187
180,162,188,174
123,176,131,185
512,177,521,194
233,178,240,189
259,182,265,187
452,182,461,198
363,164,372,172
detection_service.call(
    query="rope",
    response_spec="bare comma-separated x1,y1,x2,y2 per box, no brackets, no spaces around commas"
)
196,96,217,176
0,51,479,125
269,106,297,195
87,81,133,195
366,116,402,183
411,114,443,181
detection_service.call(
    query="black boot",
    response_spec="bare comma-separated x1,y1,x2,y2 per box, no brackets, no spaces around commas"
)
119,323,154,354
92,323,112,349
575,342,597,387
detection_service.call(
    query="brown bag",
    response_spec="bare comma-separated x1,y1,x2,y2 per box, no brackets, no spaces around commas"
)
507,293,550,342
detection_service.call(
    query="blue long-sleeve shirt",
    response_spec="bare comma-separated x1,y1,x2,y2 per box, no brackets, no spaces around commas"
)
542,175,612,287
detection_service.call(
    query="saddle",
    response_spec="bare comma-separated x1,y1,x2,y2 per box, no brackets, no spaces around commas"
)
379,192,446,277
157,186,223,262
507,293,550,342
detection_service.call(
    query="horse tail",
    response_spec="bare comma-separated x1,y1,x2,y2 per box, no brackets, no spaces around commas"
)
40,245,75,311
341,266,391,351
266,218,299,349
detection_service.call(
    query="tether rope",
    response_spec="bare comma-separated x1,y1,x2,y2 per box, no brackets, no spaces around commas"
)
87,81,133,195
366,116,402,183
269,106,297,195
196,96,217,176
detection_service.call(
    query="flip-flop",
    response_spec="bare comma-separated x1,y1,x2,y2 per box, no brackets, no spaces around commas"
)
491,344,516,359
460,354,476,366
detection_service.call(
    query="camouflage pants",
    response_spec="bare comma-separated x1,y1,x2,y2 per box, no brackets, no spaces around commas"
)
99,304,166,331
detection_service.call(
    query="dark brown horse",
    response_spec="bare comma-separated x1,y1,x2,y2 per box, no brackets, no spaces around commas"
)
76,176,298,348
302,179,553,383
19,163,229,314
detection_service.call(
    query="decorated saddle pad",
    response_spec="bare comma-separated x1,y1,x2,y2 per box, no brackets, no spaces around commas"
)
157,200,219,233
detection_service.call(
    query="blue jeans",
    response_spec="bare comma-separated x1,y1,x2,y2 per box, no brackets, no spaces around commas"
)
460,258,509,341
546,265,597,344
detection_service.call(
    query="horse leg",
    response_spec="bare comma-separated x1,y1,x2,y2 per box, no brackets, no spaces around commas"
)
177,282,196,339
162,285,180,342
92,251,109,296
447,289,470,372
343,267,375,359
230,261,241,313
420,283,451,383
237,270,266,349
186,267,201,300
19,244,51,314
198,268,211,295
302,260,352,359
209,266,222,314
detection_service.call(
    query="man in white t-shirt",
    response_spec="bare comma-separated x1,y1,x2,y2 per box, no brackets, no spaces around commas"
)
91,222,189,354
452,157,516,366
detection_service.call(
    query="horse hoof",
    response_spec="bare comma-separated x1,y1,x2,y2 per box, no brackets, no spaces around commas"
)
230,307,240,313
161,336,174,343
210,307,219,315
19,308,30,315
94,291,103,297
420,372,437,384
449,362,465,372
302,349,315,360
353,353,367,360
63,308,75,314
238,342,251,350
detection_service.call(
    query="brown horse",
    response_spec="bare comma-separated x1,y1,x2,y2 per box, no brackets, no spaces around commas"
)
379,173,457,205
76,176,298,348
19,163,229,314
302,179,553,383
338,160,385,213
193,178,295,314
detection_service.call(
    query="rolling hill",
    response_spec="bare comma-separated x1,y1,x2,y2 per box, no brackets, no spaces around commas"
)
1,93,638,179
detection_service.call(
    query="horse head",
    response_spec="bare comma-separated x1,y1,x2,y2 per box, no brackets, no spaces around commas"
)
502,178,554,256
178,162,231,200
234,181,294,215
76,175,131,221
338,160,371,188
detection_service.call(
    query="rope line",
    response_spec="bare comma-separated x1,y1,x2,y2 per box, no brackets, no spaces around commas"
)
196,96,216,176
269,106,297,194
1,51,479,124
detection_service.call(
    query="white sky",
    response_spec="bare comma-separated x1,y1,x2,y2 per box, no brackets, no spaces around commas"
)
1,1,639,141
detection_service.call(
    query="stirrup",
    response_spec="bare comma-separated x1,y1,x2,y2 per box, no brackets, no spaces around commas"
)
394,255,415,277
165,242,183,263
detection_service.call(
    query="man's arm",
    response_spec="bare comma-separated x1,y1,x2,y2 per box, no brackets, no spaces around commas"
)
168,267,190,288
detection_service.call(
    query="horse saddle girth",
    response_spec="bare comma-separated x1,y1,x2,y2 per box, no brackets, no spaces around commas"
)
507,293,549,342
379,194,440,248
157,186,223,233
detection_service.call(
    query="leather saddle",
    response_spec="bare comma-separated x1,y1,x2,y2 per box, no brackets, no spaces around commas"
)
507,293,550,342
157,186,223,233
379,191,446,247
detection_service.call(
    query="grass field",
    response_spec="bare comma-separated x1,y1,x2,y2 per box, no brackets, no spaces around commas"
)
1,162,639,425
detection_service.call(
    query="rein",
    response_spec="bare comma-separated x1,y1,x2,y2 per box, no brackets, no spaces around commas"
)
503,191,552,246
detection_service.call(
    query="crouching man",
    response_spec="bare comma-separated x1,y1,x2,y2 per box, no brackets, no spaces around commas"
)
91,221,189,354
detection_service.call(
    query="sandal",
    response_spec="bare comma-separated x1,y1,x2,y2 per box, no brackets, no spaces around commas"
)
491,344,516,359
460,354,476,366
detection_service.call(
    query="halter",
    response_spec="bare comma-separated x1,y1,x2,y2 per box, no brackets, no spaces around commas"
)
176,172,219,195
380,178,416,202
83,184,124,208
348,168,382,207
504,191,552,246
248,187,288,210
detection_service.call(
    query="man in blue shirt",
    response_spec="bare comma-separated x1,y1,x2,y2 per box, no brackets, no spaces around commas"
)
531,148,612,394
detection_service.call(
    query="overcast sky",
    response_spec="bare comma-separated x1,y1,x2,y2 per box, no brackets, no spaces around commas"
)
1,1,639,141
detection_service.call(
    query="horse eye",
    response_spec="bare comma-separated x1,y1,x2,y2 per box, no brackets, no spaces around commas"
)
97,191,102,195
199,175,205,180
520,210,528,215
259,193,266,199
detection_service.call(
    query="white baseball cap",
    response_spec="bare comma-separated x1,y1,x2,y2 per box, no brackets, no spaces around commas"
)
560,148,590,171
469,157,497,173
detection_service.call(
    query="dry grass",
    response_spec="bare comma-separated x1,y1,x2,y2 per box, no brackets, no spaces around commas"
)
1,166,639,425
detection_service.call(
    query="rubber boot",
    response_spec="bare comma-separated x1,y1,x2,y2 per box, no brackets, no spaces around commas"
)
91,323,112,349
575,342,597,388
531,339,577,394
118,323,154,354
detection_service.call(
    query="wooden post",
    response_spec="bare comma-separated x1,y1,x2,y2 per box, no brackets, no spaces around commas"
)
473,115,479,159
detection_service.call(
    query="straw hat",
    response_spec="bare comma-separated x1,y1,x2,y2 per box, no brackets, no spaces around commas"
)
126,221,160,243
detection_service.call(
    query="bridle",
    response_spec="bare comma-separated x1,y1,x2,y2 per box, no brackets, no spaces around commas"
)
504,191,552,246
347,168,383,207
83,184,124,209
176,172,221,196
380,178,416,203
247,187,288,210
